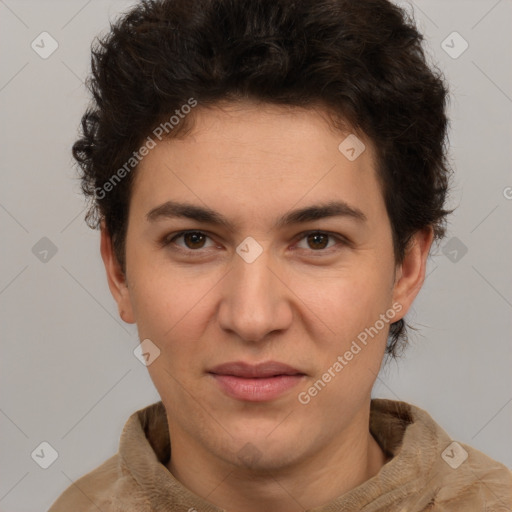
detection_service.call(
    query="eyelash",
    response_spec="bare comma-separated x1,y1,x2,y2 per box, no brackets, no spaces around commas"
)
159,230,349,256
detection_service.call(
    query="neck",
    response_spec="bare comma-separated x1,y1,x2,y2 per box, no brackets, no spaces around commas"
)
166,406,389,512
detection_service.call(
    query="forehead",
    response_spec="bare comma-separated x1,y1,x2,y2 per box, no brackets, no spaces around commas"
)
130,101,386,228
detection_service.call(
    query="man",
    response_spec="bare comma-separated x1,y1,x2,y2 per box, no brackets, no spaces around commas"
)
50,0,512,510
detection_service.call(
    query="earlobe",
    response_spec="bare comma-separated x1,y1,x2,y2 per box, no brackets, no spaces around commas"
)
391,227,434,319
100,221,136,324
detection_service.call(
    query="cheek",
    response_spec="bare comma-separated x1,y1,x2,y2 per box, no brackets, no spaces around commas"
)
293,261,394,332
298,272,393,412
127,274,171,339
127,266,220,386
126,243,212,339
130,274,209,394
131,283,206,347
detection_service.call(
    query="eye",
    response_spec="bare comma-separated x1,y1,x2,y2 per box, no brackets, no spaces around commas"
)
162,231,215,251
295,231,345,252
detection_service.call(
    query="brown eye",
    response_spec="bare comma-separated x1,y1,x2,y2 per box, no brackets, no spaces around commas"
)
182,232,207,249
162,231,214,251
295,231,345,253
306,232,330,250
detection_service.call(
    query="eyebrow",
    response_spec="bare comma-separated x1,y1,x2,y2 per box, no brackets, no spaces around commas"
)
146,200,367,230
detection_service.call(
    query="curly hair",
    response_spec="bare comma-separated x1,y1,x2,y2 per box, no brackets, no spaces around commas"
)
73,0,452,358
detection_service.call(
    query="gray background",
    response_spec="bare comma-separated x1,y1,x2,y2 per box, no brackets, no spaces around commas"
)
0,0,511,510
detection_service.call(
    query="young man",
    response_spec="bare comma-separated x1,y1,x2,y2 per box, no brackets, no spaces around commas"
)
50,0,512,510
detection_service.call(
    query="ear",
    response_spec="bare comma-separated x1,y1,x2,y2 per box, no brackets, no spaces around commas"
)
100,221,136,324
391,227,434,319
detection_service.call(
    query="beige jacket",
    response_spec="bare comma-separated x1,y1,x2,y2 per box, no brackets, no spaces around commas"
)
49,399,512,511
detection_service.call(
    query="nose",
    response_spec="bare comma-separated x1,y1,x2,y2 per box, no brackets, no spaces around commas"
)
217,245,293,343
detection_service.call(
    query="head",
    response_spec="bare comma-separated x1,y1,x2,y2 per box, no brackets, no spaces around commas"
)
75,0,451,472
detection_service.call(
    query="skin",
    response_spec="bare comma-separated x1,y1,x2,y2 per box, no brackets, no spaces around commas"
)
101,101,433,512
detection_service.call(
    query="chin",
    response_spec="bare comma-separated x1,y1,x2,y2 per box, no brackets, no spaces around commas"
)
231,443,300,473
220,427,302,470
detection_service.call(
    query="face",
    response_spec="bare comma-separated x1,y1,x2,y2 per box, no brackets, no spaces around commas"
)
102,101,431,472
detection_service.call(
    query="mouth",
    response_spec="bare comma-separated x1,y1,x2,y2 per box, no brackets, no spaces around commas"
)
208,361,306,402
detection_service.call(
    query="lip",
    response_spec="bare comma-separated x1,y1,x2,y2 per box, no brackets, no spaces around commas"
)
208,361,306,402
209,361,304,378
